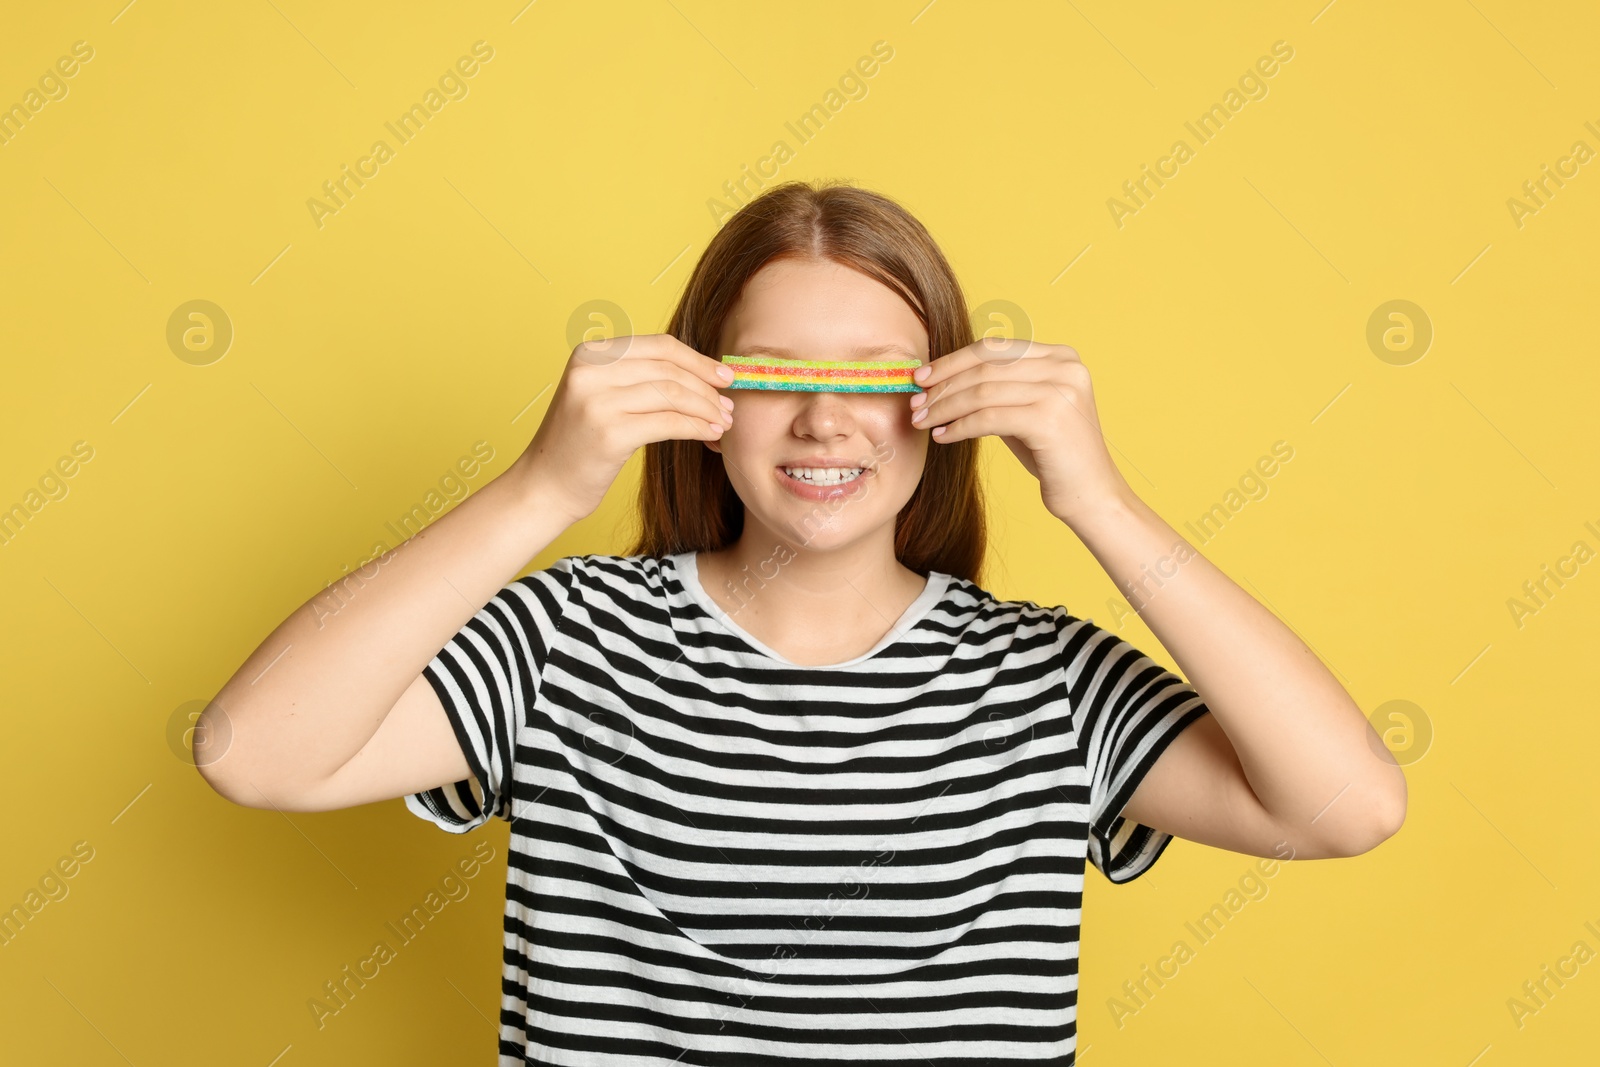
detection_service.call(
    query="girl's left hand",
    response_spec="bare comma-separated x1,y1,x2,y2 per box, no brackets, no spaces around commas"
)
909,338,1134,527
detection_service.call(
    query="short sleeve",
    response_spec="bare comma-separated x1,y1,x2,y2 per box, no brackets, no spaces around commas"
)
1055,608,1211,884
404,556,579,833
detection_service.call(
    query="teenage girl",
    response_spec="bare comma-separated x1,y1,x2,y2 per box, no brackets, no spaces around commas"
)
199,180,1405,1065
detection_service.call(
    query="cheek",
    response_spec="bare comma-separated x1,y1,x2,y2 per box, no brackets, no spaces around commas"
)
721,398,782,453
892,398,925,437
869,409,927,473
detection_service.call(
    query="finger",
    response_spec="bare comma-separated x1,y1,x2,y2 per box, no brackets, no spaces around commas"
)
929,403,1035,444
912,337,1041,390
912,379,1040,432
651,334,739,390
582,334,735,393
612,379,732,430
633,407,729,444
914,356,1057,417
602,355,733,418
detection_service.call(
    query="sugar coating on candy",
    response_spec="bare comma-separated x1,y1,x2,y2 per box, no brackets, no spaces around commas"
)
718,354,923,393
721,356,922,370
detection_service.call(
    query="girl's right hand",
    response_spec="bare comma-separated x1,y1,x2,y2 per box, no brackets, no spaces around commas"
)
511,334,736,523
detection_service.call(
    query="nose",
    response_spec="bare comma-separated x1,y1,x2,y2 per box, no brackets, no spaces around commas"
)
790,390,857,439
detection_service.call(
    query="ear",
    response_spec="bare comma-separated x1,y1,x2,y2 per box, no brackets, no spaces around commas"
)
703,438,722,455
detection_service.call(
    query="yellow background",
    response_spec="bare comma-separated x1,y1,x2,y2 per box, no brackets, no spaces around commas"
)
3,0,1597,1063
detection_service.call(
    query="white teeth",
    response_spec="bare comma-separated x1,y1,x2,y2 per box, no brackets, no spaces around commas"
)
783,466,864,485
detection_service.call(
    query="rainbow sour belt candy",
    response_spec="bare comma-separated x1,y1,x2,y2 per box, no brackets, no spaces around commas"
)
719,355,923,393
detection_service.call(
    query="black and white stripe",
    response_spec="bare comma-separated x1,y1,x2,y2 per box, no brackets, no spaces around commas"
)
406,552,1209,1065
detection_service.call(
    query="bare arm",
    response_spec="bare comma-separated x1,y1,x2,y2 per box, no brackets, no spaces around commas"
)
195,336,737,814
1074,489,1407,859
195,461,576,811
905,338,1404,860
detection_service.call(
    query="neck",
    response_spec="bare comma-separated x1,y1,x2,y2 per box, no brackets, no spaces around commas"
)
698,522,922,638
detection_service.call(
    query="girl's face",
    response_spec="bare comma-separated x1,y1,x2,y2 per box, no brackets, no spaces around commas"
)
707,256,931,553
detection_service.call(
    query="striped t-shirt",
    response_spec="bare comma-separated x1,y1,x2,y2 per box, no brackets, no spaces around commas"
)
406,551,1210,1065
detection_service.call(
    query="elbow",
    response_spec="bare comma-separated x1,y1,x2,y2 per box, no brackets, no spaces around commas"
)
1334,781,1408,857
197,760,283,811
194,748,258,810
192,704,235,796
1268,777,1407,861
192,701,268,809
196,765,252,808
192,702,330,812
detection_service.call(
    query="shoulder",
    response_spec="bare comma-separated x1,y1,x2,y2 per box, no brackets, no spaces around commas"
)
936,573,1072,649
944,572,1070,619
520,552,662,582
519,552,674,614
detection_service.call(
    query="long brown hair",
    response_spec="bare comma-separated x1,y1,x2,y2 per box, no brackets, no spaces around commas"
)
624,179,987,584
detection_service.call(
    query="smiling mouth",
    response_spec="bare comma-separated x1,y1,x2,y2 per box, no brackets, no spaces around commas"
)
778,465,868,486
